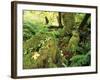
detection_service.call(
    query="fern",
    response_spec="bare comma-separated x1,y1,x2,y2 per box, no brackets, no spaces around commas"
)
69,52,91,67
23,19,48,42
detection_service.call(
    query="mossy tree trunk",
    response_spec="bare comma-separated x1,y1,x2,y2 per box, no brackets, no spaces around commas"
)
59,13,80,60
61,12,75,34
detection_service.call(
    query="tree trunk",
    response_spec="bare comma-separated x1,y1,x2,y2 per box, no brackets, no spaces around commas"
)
61,12,75,34
58,12,63,27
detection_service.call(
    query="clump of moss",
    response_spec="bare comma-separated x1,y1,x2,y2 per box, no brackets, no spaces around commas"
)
23,32,58,68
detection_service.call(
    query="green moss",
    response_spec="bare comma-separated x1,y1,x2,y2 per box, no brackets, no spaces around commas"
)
23,32,58,68
36,35,57,68
61,13,75,34
67,30,80,53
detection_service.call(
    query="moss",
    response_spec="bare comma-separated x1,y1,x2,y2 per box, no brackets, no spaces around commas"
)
36,36,57,68
61,13,75,34
23,32,58,68
23,53,37,69
67,30,80,53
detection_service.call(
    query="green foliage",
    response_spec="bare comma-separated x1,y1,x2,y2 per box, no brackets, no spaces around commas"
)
77,41,91,55
23,11,49,41
56,51,69,67
70,52,91,66
23,19,49,41
23,53,37,69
